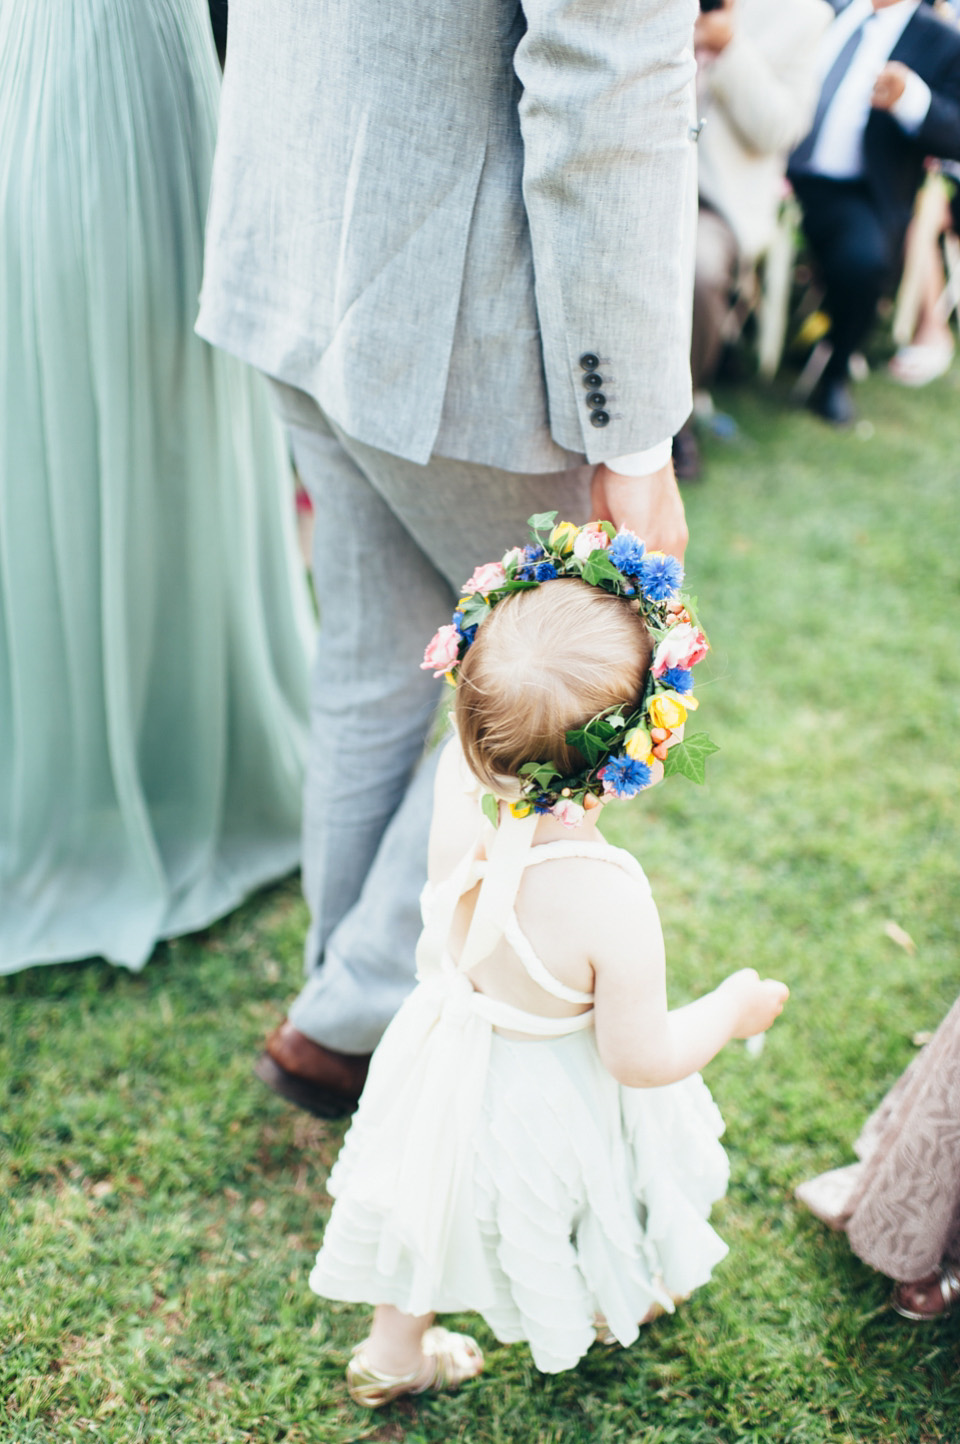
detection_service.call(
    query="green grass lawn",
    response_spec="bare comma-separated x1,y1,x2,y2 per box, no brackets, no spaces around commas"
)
3,361,960,1443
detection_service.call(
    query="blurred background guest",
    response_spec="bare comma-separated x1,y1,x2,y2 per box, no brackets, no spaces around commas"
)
787,0,960,426
0,0,314,975
797,992,960,1322
888,159,959,383
676,0,832,480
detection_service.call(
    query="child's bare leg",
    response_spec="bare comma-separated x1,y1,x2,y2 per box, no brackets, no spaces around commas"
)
348,1305,484,1407
363,1305,435,1378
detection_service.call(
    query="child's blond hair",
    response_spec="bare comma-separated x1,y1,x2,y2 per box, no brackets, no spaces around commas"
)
455,579,653,790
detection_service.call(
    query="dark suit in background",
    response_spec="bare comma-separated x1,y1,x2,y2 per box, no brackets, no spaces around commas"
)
789,2,960,396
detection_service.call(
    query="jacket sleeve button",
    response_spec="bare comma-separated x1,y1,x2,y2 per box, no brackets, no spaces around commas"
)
581,372,603,389
586,392,606,408
579,353,600,372
589,410,610,428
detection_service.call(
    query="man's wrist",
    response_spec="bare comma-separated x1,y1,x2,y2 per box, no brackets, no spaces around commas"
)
605,438,673,478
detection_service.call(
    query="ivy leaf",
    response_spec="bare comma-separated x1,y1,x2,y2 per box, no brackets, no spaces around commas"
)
661,733,720,784
581,552,625,588
481,792,500,828
459,595,490,627
527,511,558,535
565,725,607,766
518,761,560,787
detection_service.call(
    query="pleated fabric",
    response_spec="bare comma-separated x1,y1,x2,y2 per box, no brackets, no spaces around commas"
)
309,820,730,1375
311,1024,729,1375
0,0,315,971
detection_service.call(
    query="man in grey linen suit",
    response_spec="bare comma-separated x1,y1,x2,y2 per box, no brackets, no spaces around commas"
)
197,0,699,1116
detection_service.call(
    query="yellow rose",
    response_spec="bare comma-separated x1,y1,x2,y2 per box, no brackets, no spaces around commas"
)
624,726,653,762
648,693,687,731
548,520,579,555
510,799,533,818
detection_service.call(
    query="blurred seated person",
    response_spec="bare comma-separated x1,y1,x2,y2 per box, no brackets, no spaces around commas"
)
676,0,832,481
889,161,959,384
787,0,960,426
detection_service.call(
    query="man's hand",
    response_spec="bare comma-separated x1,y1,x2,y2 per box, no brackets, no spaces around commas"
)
872,61,911,112
694,0,736,56
590,460,688,560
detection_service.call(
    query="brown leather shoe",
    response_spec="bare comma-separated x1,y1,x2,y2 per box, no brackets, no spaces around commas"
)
672,422,702,482
254,1020,370,1118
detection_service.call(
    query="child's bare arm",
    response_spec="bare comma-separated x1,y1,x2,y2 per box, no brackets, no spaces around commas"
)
588,870,788,1088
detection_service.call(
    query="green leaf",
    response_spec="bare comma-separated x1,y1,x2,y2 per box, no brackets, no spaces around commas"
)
527,511,558,534
565,727,607,767
661,733,720,784
581,552,625,587
599,520,617,541
481,792,500,828
518,761,560,787
459,595,490,627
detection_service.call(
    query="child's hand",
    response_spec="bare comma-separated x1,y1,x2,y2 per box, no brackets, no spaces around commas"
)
719,968,789,1040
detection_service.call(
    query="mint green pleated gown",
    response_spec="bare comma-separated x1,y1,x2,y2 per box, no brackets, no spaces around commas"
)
0,0,315,971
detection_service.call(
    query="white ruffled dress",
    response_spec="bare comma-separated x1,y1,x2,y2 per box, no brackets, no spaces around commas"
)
310,811,729,1374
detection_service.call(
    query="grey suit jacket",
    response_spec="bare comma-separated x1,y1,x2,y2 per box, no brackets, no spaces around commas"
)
197,0,698,473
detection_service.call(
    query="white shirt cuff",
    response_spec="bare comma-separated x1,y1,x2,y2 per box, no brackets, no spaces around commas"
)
604,439,673,477
891,71,932,135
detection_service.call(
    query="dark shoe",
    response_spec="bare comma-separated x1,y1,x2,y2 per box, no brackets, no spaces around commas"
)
254,1020,370,1118
672,423,702,482
809,375,856,427
892,1266,960,1322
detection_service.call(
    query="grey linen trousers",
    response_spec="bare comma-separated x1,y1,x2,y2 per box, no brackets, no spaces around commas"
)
197,0,700,1051
271,384,590,1053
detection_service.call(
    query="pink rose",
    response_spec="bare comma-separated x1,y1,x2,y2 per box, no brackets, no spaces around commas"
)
573,525,610,561
462,561,506,595
420,624,461,677
551,798,585,828
652,622,708,677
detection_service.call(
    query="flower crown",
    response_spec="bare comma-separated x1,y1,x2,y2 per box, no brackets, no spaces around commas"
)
421,512,718,827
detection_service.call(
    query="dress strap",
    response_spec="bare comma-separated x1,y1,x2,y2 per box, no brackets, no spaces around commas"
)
492,837,649,1003
470,989,594,1036
522,838,652,894
502,914,595,1004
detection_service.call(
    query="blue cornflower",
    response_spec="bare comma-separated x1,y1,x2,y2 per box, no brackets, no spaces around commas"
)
516,557,558,582
452,611,478,646
609,532,646,576
533,796,554,814
639,551,684,601
599,752,652,798
523,544,545,563
660,666,694,694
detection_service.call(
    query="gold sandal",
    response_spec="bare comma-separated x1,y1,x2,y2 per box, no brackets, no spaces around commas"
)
346,1326,484,1408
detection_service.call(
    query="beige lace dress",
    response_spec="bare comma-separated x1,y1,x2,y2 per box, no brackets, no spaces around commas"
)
796,993,960,1283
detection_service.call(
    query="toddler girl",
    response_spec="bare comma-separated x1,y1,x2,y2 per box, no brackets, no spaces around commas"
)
309,516,788,1407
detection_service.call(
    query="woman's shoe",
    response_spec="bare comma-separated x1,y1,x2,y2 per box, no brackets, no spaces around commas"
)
892,1266,960,1321
888,339,954,387
346,1326,484,1408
